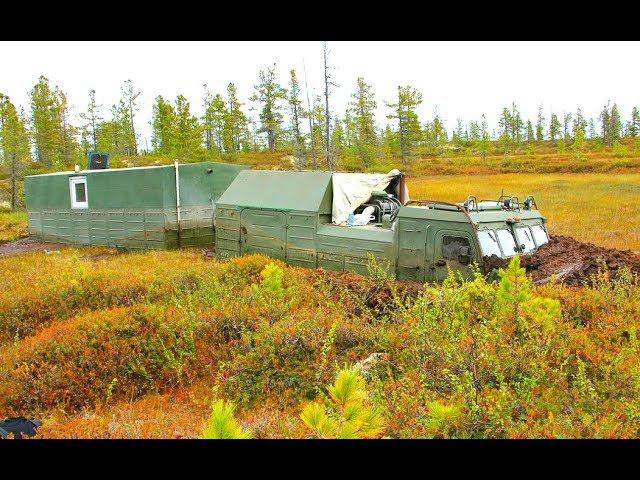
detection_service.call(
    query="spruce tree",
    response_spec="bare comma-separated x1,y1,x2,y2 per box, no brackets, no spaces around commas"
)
348,77,378,164
250,64,287,152
151,95,175,154
629,107,640,138
0,94,31,209
535,105,545,142
549,113,561,142
223,83,249,153
287,69,306,160
386,85,422,164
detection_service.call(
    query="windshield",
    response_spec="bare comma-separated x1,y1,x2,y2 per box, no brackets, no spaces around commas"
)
531,225,549,246
478,230,502,257
516,226,536,253
496,229,517,257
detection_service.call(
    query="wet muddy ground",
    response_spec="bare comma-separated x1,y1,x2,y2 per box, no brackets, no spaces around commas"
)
482,235,640,286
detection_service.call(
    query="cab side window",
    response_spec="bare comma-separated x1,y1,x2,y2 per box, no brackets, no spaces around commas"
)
442,236,471,262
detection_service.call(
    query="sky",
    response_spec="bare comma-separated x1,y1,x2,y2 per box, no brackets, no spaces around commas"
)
1,41,638,148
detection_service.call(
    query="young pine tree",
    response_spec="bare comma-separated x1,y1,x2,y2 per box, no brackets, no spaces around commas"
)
223,83,249,154
385,85,423,164
348,77,378,165
287,69,306,161
549,113,562,142
250,65,287,152
172,95,204,161
0,94,31,210
150,95,175,155
535,105,545,142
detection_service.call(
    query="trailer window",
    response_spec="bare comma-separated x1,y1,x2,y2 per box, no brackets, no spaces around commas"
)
442,236,471,261
69,177,88,209
478,230,502,257
496,229,517,256
516,226,536,253
531,225,549,247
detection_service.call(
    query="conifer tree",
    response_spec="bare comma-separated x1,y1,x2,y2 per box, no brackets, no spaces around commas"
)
526,120,535,142
549,113,561,142
120,80,141,155
223,83,249,153
202,85,227,154
479,114,490,159
79,89,102,151
172,95,204,160
386,85,422,164
535,105,545,141
250,65,287,152
628,107,640,138
510,103,523,143
609,103,622,143
151,95,175,154
348,77,378,164
562,112,573,142
287,69,305,160
573,108,587,137
30,76,64,167
498,107,512,142
0,94,30,209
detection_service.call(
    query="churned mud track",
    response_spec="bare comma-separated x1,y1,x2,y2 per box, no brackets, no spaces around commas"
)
0,237,71,256
483,235,640,286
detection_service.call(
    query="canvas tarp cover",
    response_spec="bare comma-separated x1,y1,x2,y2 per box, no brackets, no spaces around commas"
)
331,169,405,225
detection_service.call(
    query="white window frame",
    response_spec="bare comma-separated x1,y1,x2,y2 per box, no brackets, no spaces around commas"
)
69,176,88,209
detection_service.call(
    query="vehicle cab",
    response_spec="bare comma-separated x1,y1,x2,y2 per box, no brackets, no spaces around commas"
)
395,194,549,282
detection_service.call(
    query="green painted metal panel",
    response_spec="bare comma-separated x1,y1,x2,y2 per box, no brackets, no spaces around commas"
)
315,224,395,276
240,208,287,259
286,212,317,268
25,161,247,249
397,218,429,282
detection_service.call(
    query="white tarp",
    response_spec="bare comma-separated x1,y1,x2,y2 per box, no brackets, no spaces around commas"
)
331,169,404,225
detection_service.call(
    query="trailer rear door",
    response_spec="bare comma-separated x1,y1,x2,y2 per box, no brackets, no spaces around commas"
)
240,208,287,260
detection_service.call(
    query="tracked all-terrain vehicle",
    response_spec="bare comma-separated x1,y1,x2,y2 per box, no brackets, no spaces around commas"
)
214,169,548,281
24,162,549,282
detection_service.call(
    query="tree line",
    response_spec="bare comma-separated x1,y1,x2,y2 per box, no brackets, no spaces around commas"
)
2,66,640,209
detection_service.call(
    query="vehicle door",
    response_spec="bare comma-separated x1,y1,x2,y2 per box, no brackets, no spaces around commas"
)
239,208,287,260
431,229,476,282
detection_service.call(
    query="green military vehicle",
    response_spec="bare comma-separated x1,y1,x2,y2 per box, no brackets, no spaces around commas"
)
214,169,549,282
24,161,549,282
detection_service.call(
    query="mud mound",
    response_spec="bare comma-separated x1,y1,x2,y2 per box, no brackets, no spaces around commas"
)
483,235,640,286
311,269,423,313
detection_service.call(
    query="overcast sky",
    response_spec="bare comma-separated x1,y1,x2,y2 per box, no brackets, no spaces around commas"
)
1,41,638,148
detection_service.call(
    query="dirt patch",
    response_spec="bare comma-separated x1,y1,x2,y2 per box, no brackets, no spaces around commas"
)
483,235,640,286
311,269,423,314
0,237,72,257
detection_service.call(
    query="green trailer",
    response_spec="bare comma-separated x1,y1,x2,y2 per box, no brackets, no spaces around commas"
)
25,161,247,249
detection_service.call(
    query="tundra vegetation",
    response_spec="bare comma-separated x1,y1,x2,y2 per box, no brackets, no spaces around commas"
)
1,67,640,439
0,249,638,439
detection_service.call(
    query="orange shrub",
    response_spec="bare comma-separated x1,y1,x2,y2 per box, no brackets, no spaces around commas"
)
0,304,200,414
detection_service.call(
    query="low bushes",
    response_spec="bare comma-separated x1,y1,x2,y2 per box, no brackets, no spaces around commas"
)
0,250,273,344
0,304,199,414
2,250,640,438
